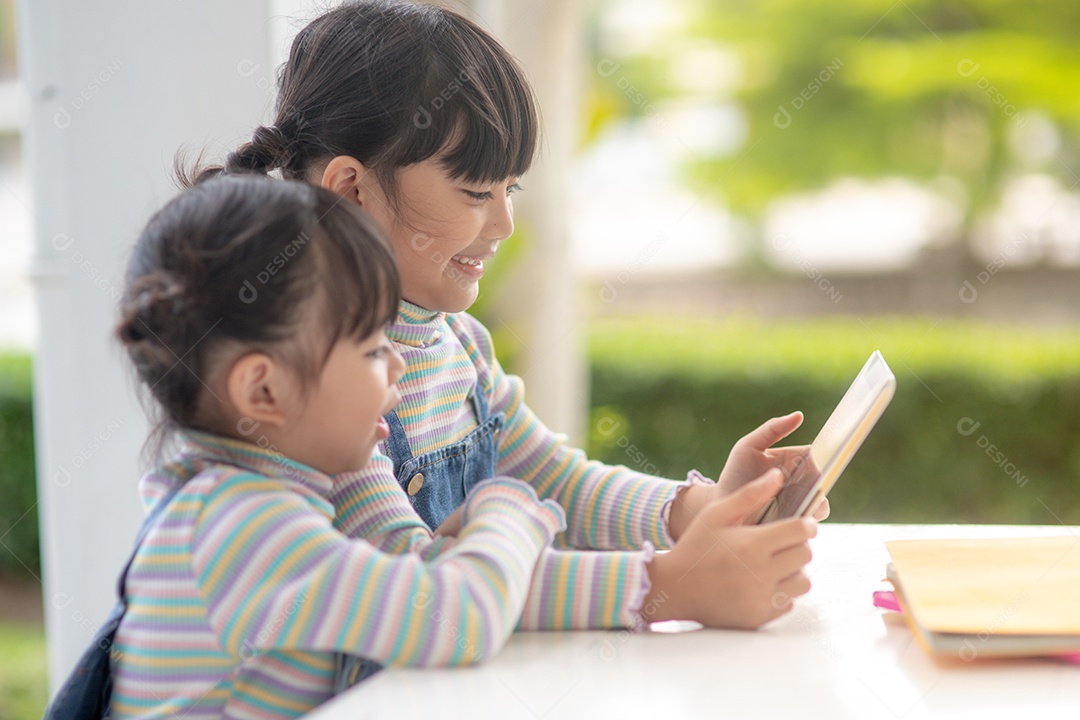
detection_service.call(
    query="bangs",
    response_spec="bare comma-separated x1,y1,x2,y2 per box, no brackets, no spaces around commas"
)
310,193,401,350
436,67,539,184
383,8,539,184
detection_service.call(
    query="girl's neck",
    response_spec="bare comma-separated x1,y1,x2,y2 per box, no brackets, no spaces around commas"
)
391,300,447,348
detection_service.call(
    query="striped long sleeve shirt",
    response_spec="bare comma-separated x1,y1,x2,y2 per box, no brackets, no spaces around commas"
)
329,302,706,631
110,432,566,719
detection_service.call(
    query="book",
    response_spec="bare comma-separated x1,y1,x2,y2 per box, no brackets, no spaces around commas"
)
884,536,1080,660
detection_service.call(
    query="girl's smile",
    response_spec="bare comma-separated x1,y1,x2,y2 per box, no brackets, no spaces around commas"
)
449,251,490,275
323,157,519,314
447,245,499,284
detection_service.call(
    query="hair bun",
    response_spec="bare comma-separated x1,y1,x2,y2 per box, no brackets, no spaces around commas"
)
118,274,188,345
224,125,291,175
253,125,290,155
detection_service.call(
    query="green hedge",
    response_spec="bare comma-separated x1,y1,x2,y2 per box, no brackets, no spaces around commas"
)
586,317,1080,525
0,355,36,578
3,317,1079,578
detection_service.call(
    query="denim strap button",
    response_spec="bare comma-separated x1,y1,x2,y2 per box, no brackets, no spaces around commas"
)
407,473,425,496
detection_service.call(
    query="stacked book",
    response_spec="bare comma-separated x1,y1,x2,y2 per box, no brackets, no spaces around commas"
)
884,536,1080,660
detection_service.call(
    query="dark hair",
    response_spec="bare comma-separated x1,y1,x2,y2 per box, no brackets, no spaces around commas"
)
183,0,539,199
118,174,400,439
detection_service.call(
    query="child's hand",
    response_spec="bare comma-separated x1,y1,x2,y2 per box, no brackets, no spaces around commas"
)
716,411,806,496
644,470,817,630
807,496,830,521
717,411,831,520
434,506,464,537
668,412,828,540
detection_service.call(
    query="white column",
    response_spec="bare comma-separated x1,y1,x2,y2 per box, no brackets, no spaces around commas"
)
18,0,274,693
467,0,588,444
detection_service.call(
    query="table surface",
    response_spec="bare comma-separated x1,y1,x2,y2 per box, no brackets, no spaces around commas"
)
306,524,1080,720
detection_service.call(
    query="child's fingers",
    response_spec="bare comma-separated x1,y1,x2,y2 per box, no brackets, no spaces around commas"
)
757,516,818,551
774,570,812,602
739,411,804,451
769,541,813,579
776,446,813,476
433,506,464,537
709,469,784,525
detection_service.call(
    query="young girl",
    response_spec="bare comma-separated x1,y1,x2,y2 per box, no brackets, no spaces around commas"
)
96,175,569,719
203,0,821,684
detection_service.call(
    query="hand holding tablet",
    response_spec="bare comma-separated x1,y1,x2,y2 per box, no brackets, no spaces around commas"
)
642,355,894,628
753,351,896,524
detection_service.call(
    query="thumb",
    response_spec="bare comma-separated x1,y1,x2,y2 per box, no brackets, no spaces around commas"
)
709,469,784,526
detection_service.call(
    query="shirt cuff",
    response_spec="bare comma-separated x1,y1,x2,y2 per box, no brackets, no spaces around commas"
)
658,469,715,547
624,542,658,631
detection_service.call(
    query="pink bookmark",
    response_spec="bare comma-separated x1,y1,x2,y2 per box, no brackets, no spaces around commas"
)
1060,653,1080,666
872,590,901,613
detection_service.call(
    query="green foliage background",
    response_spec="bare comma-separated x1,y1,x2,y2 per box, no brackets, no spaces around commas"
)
586,317,1080,525
577,0,1080,523
0,355,36,578
0,624,48,720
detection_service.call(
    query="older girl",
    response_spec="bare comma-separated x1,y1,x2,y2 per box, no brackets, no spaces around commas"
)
203,1,819,689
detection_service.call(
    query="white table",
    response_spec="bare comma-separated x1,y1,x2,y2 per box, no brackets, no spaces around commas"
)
306,524,1080,719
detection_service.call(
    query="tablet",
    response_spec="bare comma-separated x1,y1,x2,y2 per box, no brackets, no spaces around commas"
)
754,350,896,524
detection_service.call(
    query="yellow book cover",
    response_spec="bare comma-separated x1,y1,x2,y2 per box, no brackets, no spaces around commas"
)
885,536,1080,659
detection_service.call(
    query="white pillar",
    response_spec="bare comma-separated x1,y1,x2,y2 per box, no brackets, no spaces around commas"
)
18,0,274,694
467,0,588,444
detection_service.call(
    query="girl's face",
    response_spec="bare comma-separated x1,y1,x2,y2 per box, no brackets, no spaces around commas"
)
286,328,405,476
358,159,519,313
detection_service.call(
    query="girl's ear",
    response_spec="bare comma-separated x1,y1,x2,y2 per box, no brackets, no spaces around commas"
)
321,155,372,207
226,352,291,429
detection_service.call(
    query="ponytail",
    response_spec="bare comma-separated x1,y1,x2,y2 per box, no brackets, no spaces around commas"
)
225,125,292,175
175,124,293,188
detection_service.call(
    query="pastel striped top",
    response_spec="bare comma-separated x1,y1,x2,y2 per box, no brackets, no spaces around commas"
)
329,302,702,629
110,432,566,719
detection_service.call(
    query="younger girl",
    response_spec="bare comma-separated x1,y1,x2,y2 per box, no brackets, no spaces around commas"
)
207,0,819,687
96,175,566,719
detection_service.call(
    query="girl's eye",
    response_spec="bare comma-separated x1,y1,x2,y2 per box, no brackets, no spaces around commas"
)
464,183,523,201
367,345,392,359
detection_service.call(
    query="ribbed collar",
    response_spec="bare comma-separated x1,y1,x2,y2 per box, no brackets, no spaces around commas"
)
175,429,334,498
388,300,446,348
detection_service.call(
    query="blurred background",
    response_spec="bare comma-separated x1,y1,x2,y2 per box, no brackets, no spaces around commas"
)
571,0,1080,523
2,0,1079,715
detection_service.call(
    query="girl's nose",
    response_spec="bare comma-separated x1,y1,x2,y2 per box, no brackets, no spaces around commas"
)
483,194,515,242
388,346,406,384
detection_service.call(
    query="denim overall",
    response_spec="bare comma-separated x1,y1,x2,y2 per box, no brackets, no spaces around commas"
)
43,485,181,720
334,387,504,691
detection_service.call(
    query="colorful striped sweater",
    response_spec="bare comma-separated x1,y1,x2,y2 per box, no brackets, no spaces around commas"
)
329,302,702,628
111,304,703,718
110,432,566,719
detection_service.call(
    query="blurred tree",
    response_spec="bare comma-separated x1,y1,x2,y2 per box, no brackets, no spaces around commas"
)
587,0,1080,262
0,0,14,79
